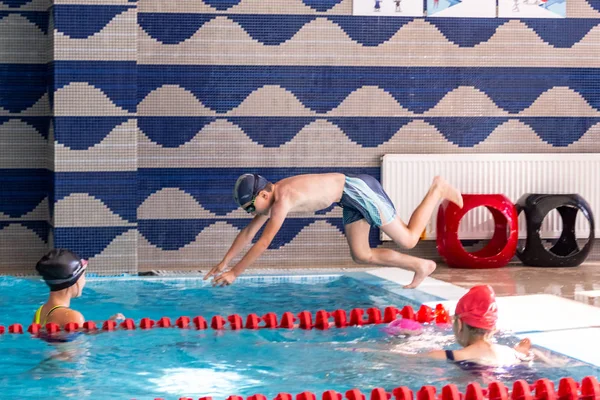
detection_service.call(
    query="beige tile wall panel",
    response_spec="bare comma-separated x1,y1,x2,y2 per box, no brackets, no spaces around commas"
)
138,18,600,68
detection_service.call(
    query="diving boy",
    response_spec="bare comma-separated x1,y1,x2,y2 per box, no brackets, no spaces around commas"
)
204,173,463,288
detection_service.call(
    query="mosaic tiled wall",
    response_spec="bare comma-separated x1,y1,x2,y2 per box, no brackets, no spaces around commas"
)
0,0,52,274
52,1,138,275
1,0,599,274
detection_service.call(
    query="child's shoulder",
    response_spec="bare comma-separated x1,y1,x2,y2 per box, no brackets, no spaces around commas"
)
493,344,533,363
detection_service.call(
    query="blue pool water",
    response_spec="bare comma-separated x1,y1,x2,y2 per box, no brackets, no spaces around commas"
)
0,275,598,399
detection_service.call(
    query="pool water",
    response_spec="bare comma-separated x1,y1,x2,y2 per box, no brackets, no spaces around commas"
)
0,275,598,399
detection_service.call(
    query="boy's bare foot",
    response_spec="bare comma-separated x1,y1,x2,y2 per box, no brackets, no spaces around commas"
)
405,260,436,289
433,176,463,208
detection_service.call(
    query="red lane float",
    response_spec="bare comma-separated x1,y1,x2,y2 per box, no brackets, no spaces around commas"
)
298,392,317,400
581,376,600,400
151,377,599,400
121,318,136,330
367,307,382,324
157,317,172,328
558,377,578,400
246,314,260,329
370,388,390,400
279,312,295,329
535,378,556,400
211,315,226,330
442,384,461,400
263,313,278,328
103,320,116,331
45,322,60,334
315,310,330,330
298,311,313,330
393,387,413,400
228,314,243,330
466,382,485,400
416,305,434,323
512,380,533,400
28,323,41,334
193,316,208,330
384,307,399,323
332,309,348,328
176,316,190,329
349,308,365,326
346,389,366,400
5,304,455,337
64,322,79,332
417,386,436,400
83,321,97,331
140,318,155,329
400,305,416,320
249,395,268,400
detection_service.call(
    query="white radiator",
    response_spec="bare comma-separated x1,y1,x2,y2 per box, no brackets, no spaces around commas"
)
381,154,599,241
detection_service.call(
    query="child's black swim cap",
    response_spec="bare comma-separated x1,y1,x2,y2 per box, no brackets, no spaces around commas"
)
233,174,268,208
36,249,87,291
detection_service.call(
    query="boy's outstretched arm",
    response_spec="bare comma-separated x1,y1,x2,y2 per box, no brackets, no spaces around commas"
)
204,214,269,281
213,205,288,286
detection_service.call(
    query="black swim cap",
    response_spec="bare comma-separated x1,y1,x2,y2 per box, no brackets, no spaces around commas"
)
36,249,87,291
233,174,268,208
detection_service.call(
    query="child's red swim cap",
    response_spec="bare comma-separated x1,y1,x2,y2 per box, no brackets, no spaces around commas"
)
455,285,498,330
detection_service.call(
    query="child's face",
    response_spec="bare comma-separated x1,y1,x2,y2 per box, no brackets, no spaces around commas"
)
74,273,86,297
247,191,271,216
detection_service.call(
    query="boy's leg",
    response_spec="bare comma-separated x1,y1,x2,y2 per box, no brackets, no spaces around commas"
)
345,219,436,288
382,176,463,249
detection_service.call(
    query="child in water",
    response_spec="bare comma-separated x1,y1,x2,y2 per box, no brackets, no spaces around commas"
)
424,285,533,367
34,249,124,329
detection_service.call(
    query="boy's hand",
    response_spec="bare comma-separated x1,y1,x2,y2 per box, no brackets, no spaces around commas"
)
109,313,126,322
204,261,228,281
213,271,237,287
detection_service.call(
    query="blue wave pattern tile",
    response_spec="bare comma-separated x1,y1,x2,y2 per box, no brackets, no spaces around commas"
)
138,14,600,48
0,221,51,243
137,217,382,251
196,0,344,11
137,117,217,148
54,117,131,150
0,0,34,8
0,11,49,33
54,61,137,113
50,5,138,274
53,5,134,39
54,227,134,260
0,117,50,139
138,13,217,45
0,6,51,272
135,116,600,149
138,65,600,114
0,169,51,218
0,64,49,113
55,172,138,224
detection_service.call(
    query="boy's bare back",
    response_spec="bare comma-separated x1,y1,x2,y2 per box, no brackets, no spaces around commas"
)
274,173,346,214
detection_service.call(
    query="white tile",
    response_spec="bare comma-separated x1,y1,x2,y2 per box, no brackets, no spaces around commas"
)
517,328,600,367
366,267,468,300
